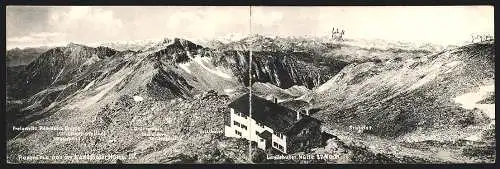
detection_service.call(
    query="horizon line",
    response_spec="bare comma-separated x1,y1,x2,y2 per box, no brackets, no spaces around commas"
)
6,34,470,50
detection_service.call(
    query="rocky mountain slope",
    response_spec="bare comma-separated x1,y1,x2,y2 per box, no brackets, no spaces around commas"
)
251,82,310,103
309,40,495,138
6,35,495,163
301,40,495,163
6,37,254,163
7,36,348,163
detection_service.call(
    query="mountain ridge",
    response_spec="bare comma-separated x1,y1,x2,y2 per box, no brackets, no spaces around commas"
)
6,36,495,163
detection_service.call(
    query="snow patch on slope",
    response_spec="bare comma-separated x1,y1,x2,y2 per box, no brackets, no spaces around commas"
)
178,62,192,74
453,84,495,119
223,89,235,94
83,80,95,91
82,54,101,66
464,132,482,141
192,56,233,79
76,76,126,109
65,58,145,110
133,96,144,102
51,66,66,85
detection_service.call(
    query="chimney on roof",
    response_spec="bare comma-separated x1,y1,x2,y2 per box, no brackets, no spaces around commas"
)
305,109,309,116
273,98,278,104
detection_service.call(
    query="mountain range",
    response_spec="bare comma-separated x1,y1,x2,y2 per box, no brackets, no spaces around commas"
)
6,35,495,163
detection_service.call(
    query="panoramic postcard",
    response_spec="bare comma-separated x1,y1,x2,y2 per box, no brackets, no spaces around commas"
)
5,6,495,164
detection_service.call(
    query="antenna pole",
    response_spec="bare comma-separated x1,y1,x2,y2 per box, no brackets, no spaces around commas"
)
248,5,253,162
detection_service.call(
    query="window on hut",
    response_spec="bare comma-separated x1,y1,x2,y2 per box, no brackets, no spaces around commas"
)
276,133,284,139
235,130,242,136
233,121,240,127
302,129,309,135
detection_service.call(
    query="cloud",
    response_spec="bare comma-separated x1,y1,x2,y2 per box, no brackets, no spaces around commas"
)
7,6,126,48
48,6,124,43
252,10,283,27
164,6,250,40
253,6,494,46
6,32,68,49
6,6,54,38
7,6,251,48
8,32,66,42
6,6,494,48
32,32,66,38
7,36,36,43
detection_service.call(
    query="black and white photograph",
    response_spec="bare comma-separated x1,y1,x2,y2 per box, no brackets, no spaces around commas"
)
4,6,495,164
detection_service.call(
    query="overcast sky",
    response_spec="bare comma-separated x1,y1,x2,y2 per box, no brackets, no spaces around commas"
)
6,6,494,49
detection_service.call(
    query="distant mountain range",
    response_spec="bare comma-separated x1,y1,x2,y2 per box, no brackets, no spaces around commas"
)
6,47,51,67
